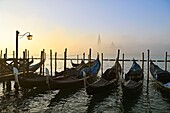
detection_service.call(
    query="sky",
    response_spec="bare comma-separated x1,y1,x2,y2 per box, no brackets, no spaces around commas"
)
0,0,170,58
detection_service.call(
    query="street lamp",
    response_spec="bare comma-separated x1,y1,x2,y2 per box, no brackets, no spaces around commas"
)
15,30,33,68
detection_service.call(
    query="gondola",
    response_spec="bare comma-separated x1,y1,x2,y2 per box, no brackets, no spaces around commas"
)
14,67,79,89
28,57,46,72
150,60,170,92
86,60,121,95
14,54,100,89
121,59,143,95
16,73,48,89
55,59,86,77
48,55,100,90
71,60,85,67
0,57,44,74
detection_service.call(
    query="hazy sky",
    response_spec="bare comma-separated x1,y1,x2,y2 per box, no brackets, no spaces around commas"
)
0,0,170,58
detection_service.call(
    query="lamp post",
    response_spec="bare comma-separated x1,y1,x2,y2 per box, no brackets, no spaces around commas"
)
15,30,33,68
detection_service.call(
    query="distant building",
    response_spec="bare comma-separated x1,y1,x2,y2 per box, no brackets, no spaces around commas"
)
97,34,101,46
111,42,115,48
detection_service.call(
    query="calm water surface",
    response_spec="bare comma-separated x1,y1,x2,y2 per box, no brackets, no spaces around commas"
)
0,57,170,113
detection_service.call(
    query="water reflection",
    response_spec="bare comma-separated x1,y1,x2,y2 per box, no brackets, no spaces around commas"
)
86,86,123,113
0,88,53,112
86,90,114,113
122,90,142,113
0,90,23,112
48,88,81,107
21,87,49,98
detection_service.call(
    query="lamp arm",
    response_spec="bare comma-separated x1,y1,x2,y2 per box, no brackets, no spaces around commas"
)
19,32,31,39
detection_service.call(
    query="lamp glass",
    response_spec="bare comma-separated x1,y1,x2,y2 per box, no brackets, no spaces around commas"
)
27,35,33,40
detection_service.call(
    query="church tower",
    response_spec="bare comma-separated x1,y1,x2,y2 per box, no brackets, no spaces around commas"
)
97,34,101,46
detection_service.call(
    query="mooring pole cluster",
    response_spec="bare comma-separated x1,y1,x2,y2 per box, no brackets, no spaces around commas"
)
0,45,169,95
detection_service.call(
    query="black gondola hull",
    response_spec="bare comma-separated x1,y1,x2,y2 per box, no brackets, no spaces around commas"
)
85,61,121,95
122,80,143,96
150,61,170,92
86,79,117,95
19,75,47,89
49,76,97,90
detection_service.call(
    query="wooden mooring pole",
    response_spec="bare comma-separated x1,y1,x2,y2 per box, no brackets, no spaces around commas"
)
42,50,45,76
23,51,26,77
26,56,29,76
116,49,120,81
122,53,124,78
40,51,43,74
147,49,150,93
6,80,11,92
0,50,2,58
165,51,168,71
50,49,52,76
83,53,85,61
28,50,29,59
3,54,6,90
3,49,7,90
64,48,67,76
55,52,57,74
88,48,91,75
5,48,7,58
25,49,27,58
89,48,91,60
13,51,15,59
142,52,144,72
101,53,103,75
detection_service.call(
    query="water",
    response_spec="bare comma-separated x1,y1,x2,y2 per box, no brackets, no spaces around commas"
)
0,57,170,113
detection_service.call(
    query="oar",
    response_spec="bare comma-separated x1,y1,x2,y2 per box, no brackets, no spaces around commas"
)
46,68,50,88
13,67,20,87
